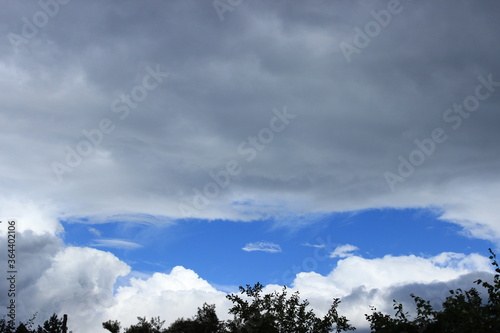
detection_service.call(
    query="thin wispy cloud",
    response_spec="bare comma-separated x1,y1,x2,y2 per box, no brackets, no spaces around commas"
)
330,244,359,258
88,227,101,237
302,242,326,249
90,239,143,250
242,241,282,253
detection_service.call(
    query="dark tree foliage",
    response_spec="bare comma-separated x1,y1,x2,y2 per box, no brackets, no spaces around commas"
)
124,317,165,333
0,314,69,333
36,314,65,333
15,323,31,333
102,320,121,333
196,303,223,332
103,316,166,333
225,282,355,333
102,284,353,333
102,305,222,333
166,303,222,333
0,318,16,333
365,248,500,333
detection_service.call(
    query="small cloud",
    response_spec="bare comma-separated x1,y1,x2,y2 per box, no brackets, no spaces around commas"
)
242,241,282,253
330,244,359,258
90,239,142,250
301,242,326,248
88,227,101,237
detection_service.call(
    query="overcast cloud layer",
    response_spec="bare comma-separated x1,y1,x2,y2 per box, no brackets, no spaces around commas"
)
1,0,500,239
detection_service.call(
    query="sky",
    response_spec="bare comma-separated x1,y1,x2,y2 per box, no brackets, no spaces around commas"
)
0,0,500,332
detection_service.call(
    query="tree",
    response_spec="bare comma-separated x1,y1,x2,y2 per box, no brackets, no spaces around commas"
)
365,300,425,333
102,320,121,333
166,303,223,333
124,317,165,333
473,248,500,331
0,314,37,333
224,282,355,333
195,303,222,332
0,318,16,333
15,323,31,333
36,314,66,333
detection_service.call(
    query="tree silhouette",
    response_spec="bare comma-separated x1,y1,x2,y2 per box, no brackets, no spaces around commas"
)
15,323,31,333
124,317,165,333
225,282,355,332
103,317,166,333
36,314,68,333
0,314,36,333
102,320,121,333
0,318,16,333
165,303,222,333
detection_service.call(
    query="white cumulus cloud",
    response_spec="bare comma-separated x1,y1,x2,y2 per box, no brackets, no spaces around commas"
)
105,267,232,329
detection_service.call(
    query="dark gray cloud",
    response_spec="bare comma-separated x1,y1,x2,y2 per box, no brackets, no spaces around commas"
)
0,231,63,320
1,0,500,239
384,271,495,312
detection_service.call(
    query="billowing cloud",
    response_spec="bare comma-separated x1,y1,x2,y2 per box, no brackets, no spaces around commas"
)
292,252,492,297
0,231,230,333
273,252,494,331
105,266,232,329
330,244,359,258
242,241,282,253
0,198,62,235
0,231,130,332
